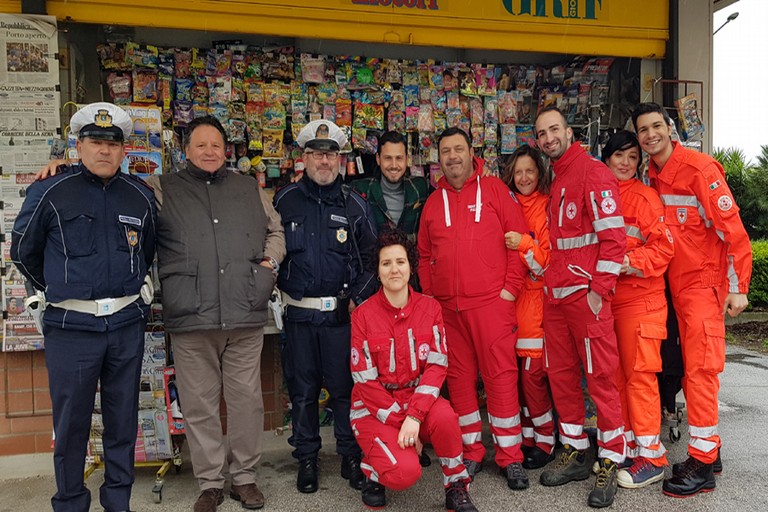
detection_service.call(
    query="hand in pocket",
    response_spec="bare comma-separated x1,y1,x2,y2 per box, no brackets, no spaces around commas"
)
587,290,603,316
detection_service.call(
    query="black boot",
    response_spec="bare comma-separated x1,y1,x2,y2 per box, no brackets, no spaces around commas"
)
297,458,318,493
501,462,529,490
672,448,722,476
523,446,556,470
663,456,716,498
587,459,619,508
462,459,483,481
362,479,386,509
445,481,478,512
341,455,365,490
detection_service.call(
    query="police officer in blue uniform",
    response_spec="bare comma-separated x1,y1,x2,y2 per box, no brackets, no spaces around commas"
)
274,120,378,494
11,102,156,512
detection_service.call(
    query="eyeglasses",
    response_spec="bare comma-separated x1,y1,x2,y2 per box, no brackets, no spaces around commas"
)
305,150,339,161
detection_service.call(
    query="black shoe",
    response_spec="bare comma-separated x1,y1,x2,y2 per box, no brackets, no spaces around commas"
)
341,455,365,490
663,456,716,498
362,479,386,509
297,458,318,493
587,459,619,508
501,462,529,490
445,481,478,512
419,450,432,467
713,449,722,475
463,459,483,481
523,446,556,470
540,445,590,487
672,448,722,476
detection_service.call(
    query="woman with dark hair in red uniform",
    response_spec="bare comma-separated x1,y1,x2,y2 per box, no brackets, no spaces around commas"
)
350,230,477,511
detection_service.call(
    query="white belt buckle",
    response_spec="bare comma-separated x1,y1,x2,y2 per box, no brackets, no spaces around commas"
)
319,297,337,312
95,298,117,317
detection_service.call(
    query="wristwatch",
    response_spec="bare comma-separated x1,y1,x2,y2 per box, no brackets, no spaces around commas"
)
261,256,279,273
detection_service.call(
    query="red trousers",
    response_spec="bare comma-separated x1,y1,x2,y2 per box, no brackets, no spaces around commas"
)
443,297,522,467
613,294,668,465
543,294,626,462
671,286,727,464
353,397,469,489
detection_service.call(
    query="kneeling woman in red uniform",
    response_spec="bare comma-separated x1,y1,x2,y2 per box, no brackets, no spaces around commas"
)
350,230,477,511
602,130,674,489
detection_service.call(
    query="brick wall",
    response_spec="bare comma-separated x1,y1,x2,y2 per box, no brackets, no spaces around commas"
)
0,351,54,456
1,335,287,456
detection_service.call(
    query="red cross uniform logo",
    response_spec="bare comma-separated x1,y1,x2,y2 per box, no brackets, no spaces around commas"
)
566,202,577,220
717,195,733,211
351,347,360,366
418,343,430,361
600,197,617,215
677,208,688,224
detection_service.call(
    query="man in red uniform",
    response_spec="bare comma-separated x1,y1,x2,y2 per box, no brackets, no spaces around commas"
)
535,106,627,509
418,127,530,490
632,103,752,498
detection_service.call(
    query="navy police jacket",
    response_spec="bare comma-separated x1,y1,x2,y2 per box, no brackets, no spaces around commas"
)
11,164,156,332
273,175,378,324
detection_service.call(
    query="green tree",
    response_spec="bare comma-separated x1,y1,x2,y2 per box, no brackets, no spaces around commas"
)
713,146,768,239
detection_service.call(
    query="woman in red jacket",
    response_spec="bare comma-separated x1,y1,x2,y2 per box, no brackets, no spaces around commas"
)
501,145,556,470
350,230,477,511
601,130,674,489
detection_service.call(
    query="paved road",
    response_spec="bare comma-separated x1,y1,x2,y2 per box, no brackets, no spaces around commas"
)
1,344,766,511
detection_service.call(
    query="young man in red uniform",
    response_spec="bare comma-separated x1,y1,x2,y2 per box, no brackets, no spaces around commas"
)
535,106,627,509
417,127,530,490
632,103,752,498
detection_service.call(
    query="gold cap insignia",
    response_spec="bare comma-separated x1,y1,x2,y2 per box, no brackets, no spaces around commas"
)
94,109,114,129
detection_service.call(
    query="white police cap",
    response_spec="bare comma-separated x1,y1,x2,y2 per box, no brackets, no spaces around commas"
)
70,102,133,142
296,119,347,151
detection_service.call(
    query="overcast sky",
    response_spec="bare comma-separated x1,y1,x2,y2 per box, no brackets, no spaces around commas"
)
713,0,768,162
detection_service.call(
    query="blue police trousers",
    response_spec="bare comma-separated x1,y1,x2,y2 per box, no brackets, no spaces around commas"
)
44,320,146,512
282,320,361,461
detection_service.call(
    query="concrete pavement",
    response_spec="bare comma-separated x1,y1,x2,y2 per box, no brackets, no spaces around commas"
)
1,344,767,511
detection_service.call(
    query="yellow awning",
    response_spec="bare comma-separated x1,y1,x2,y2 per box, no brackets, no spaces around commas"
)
44,0,668,58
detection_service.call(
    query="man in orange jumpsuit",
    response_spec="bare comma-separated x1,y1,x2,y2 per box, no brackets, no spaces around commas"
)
632,103,752,498
601,130,675,489
535,106,627,509
418,127,530,490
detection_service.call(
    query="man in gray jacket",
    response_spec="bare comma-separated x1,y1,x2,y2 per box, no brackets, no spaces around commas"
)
148,117,285,512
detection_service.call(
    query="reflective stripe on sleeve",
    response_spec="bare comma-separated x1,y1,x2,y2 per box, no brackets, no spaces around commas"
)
414,385,440,398
596,260,622,275
427,352,448,367
593,216,624,232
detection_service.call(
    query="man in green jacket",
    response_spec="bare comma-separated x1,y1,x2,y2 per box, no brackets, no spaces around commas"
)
352,131,428,241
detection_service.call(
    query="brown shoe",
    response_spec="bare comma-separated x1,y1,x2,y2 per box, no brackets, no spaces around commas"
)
230,483,265,510
194,488,224,512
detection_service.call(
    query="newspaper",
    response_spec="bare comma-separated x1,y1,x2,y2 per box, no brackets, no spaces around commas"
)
0,15,59,86
0,14,59,351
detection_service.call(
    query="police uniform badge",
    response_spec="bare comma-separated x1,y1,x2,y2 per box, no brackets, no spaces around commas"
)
127,229,139,247
336,227,348,243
